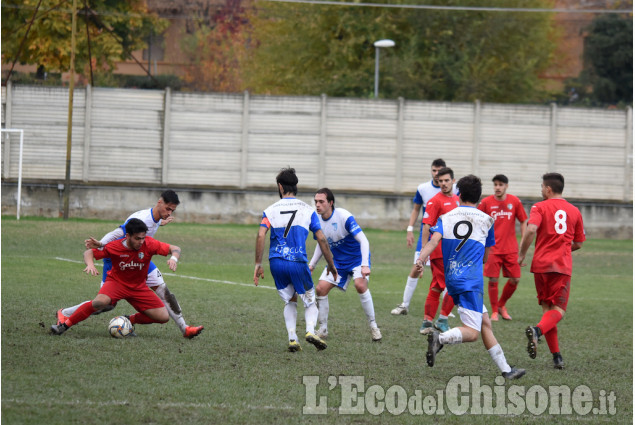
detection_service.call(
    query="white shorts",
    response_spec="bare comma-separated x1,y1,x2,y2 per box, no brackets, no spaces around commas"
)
319,265,367,292
413,251,431,266
278,285,316,308
457,304,488,332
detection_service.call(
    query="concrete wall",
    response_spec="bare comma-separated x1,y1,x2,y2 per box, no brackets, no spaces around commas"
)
2,183,631,240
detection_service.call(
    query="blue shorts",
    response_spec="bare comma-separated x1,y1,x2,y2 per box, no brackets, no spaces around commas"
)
269,258,314,295
450,291,484,314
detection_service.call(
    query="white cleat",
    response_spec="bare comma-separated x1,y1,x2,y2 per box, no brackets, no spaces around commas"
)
371,327,382,342
391,303,409,315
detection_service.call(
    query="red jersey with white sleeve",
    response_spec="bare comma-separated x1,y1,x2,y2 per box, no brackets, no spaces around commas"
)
92,237,171,289
422,192,460,259
528,198,585,276
478,194,528,255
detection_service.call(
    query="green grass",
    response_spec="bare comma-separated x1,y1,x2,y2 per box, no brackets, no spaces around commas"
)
1,217,632,424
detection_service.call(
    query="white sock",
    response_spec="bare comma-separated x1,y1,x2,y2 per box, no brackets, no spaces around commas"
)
439,327,463,345
359,289,377,328
402,276,419,307
62,302,86,317
284,301,298,341
316,295,329,330
488,343,512,373
438,314,448,320
305,302,319,334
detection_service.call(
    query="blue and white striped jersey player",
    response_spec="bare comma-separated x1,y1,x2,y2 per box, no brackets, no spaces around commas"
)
57,190,204,339
416,175,525,380
308,188,382,342
254,168,338,352
392,158,457,316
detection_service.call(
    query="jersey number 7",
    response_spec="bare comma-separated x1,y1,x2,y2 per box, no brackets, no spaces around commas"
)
281,210,298,238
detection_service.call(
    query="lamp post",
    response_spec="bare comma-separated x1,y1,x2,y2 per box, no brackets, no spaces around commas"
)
374,39,395,98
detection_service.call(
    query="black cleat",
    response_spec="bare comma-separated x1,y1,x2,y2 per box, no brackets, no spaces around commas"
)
50,323,69,335
553,352,565,369
426,331,443,367
502,366,526,380
525,326,540,359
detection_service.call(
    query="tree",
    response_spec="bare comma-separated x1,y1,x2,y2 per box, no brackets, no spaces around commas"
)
1,0,168,80
242,0,557,102
580,14,632,104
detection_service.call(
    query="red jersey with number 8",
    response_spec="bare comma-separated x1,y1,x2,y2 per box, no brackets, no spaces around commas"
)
528,198,585,275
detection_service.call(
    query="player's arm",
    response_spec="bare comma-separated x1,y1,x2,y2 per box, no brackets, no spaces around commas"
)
83,249,99,276
572,241,583,252
166,245,181,272
519,219,528,239
308,244,323,273
160,216,174,226
415,232,441,272
85,227,124,249
484,246,491,264
518,223,538,267
315,229,338,281
419,223,432,261
254,225,269,286
406,203,422,248
353,230,371,277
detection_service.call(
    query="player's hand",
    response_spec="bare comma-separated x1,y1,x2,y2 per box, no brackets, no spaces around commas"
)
254,264,264,286
83,265,98,276
85,237,102,249
518,254,527,267
406,232,414,248
415,258,425,274
167,258,178,272
160,217,175,226
309,264,315,273
327,264,338,282
361,265,371,278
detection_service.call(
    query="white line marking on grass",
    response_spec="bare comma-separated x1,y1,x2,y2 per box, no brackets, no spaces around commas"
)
54,257,276,290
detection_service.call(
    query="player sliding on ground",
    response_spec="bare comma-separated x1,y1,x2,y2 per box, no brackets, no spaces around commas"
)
416,175,525,380
51,218,180,336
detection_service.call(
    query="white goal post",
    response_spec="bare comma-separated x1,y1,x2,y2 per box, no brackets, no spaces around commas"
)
1,128,24,220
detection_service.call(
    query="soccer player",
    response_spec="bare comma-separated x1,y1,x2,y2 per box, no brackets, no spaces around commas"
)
391,158,450,316
518,173,585,369
417,175,525,380
57,190,204,339
308,188,381,342
478,175,528,321
50,218,181,336
419,167,460,334
253,167,338,352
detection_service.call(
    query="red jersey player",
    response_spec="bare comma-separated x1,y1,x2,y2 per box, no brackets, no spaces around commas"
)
50,218,182,336
418,167,460,335
518,173,585,369
478,175,528,321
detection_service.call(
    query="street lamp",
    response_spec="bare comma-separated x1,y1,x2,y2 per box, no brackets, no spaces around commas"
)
374,39,395,98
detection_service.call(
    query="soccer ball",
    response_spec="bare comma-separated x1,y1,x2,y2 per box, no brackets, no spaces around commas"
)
108,316,134,338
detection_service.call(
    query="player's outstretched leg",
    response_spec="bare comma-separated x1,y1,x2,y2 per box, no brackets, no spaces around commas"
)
358,288,381,342
284,301,301,352
154,283,203,339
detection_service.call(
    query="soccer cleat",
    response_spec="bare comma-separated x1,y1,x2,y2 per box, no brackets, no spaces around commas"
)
419,319,434,335
316,327,329,339
50,323,69,335
490,312,499,321
434,317,450,333
305,332,327,351
498,306,512,320
502,366,526,380
56,309,69,326
183,325,204,339
391,303,409,315
370,327,382,342
288,340,302,352
426,331,443,367
553,352,565,369
525,326,541,359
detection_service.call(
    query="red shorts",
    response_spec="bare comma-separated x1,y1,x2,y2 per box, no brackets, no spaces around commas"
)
98,279,165,312
429,258,446,291
484,252,521,279
533,272,570,311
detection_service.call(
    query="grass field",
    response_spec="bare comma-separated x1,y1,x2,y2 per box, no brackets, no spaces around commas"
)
1,217,632,424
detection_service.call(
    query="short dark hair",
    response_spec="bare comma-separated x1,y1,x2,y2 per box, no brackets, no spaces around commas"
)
315,188,335,208
542,172,564,194
457,175,482,204
492,174,508,184
276,167,299,195
125,218,148,235
161,190,180,205
437,167,454,179
431,158,446,168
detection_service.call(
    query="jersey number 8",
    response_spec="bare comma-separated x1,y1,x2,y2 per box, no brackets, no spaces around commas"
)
554,210,567,234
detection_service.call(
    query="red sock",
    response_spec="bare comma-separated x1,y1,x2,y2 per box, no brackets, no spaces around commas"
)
424,290,441,321
66,301,96,327
498,280,518,307
544,327,560,353
488,281,499,312
537,310,563,335
129,312,163,325
440,293,455,316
